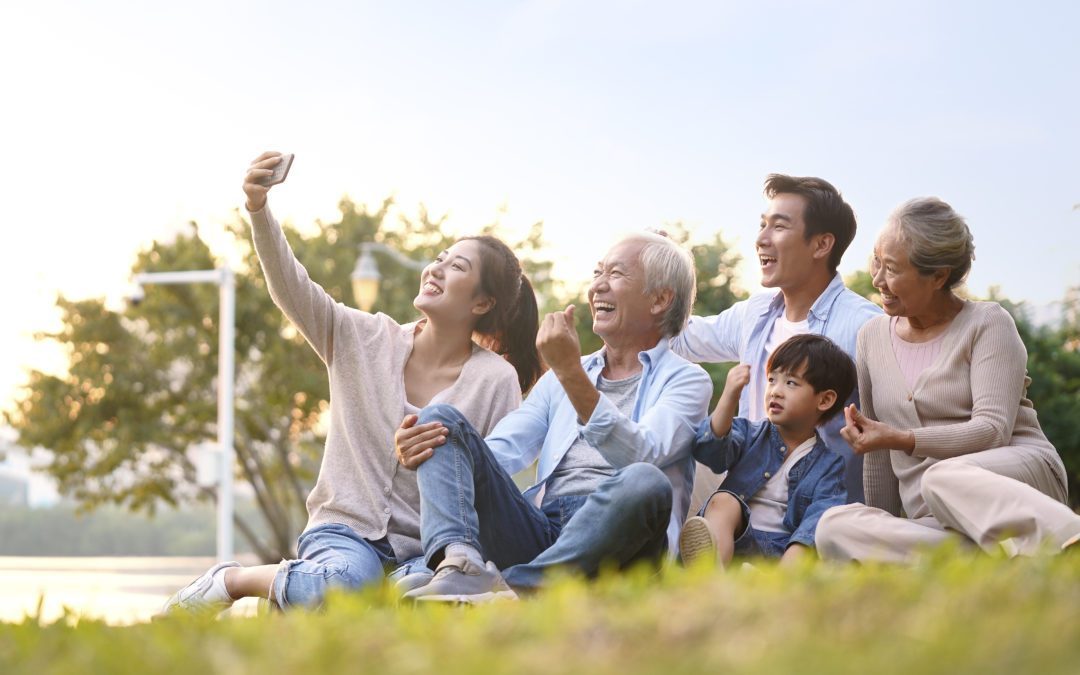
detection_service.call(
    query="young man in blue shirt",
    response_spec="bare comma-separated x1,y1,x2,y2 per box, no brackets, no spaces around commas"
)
670,174,880,504
680,334,856,567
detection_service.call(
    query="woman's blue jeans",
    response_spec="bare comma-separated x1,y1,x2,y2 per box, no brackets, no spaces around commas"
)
270,523,428,609
415,403,672,590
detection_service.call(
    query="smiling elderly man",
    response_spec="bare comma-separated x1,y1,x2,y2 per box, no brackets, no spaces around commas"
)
394,232,711,602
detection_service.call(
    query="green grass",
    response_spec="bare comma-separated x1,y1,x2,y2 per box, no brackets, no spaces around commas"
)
3,550,1079,675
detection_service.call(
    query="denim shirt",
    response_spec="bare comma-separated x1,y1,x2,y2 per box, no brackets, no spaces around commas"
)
485,339,712,552
694,418,846,548
669,273,881,501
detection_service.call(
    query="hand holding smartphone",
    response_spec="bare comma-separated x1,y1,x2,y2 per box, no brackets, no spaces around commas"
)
258,153,294,186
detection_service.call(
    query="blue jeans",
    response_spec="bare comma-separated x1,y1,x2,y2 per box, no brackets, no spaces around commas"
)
701,489,791,558
415,403,672,590
270,522,429,609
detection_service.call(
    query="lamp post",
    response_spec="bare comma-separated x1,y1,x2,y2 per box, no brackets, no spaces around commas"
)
350,242,426,311
132,267,236,563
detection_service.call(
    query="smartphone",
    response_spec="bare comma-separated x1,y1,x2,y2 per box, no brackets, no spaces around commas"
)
260,153,294,186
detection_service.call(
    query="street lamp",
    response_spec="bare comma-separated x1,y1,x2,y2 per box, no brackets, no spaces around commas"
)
350,242,426,312
131,267,236,563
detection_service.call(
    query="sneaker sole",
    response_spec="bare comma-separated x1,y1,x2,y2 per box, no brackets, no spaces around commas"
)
413,590,519,604
680,517,718,567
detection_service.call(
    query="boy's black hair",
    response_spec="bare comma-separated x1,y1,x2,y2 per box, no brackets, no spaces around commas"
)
766,334,856,423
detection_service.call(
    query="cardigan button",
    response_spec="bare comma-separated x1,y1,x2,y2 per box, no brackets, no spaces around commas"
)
907,393,913,401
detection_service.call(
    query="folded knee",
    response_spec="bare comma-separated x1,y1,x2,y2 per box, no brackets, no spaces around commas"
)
417,402,466,427
616,463,672,505
815,504,861,559
920,460,965,505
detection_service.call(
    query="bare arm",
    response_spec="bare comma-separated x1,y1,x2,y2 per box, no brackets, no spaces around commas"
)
710,364,750,438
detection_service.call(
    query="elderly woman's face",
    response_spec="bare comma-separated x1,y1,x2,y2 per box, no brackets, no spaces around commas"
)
870,223,948,318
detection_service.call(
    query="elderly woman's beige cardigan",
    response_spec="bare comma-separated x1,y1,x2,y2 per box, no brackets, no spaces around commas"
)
858,301,1066,518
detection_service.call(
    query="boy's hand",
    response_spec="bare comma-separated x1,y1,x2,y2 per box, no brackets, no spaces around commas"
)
724,363,751,392
710,363,749,438
395,414,448,470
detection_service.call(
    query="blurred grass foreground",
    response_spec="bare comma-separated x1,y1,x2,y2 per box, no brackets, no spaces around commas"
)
2,549,1078,675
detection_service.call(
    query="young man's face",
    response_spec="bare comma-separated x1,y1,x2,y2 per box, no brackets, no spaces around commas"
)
756,193,822,290
764,366,833,431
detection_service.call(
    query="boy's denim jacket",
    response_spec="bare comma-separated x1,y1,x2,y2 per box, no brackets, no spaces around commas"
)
694,417,847,548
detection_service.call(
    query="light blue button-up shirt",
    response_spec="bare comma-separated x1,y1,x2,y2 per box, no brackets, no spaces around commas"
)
669,274,881,501
486,339,712,551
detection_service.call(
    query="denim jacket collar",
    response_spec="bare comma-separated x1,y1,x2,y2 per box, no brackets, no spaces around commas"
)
785,431,829,483
761,424,826,478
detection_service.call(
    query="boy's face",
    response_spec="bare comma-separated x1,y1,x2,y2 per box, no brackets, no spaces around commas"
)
764,366,836,431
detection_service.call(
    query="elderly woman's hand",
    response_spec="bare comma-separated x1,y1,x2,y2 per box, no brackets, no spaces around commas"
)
840,404,916,455
242,151,285,212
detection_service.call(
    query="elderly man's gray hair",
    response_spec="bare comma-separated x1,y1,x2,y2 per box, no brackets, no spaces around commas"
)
622,232,697,337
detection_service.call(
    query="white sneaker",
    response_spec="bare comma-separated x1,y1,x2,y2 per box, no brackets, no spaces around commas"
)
160,561,241,616
1062,532,1080,554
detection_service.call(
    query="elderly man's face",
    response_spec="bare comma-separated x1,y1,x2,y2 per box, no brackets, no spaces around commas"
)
588,239,657,341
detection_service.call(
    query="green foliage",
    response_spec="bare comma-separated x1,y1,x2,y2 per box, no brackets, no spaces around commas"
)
843,269,879,303
683,225,747,405
2,554,1079,674
999,292,1080,506
4,198,554,562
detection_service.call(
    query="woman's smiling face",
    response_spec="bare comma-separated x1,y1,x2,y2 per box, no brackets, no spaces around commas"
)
870,223,946,318
413,239,492,325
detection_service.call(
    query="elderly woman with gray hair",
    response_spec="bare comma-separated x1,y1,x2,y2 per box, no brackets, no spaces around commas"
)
816,197,1080,561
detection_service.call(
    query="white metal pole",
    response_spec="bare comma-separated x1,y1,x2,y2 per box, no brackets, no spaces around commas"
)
216,267,236,562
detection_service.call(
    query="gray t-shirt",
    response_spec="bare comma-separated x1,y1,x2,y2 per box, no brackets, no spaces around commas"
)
544,371,642,500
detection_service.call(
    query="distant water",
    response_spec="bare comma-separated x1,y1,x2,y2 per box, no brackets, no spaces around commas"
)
0,556,261,625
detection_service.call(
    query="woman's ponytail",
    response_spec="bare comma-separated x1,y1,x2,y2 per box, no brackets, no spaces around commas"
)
501,273,542,392
462,236,543,393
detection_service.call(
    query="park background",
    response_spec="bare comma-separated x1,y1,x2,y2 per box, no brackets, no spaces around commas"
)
0,0,1078,654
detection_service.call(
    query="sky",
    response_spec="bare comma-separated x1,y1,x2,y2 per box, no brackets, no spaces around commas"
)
1,0,1078,414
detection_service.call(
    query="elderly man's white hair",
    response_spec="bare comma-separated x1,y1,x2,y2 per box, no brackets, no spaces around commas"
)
614,231,697,337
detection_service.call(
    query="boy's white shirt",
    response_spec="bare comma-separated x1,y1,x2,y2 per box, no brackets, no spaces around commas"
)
747,436,816,533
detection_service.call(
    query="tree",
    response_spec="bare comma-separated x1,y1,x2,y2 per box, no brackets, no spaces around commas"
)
999,291,1080,507
844,269,879,303
6,198,552,562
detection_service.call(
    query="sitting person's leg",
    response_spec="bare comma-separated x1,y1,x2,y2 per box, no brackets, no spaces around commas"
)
502,462,672,591
414,403,556,570
162,522,391,614
920,446,1080,556
270,523,394,609
815,503,960,563
406,403,557,601
680,490,746,567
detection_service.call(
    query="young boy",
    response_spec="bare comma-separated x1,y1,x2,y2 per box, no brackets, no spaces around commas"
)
680,333,856,567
